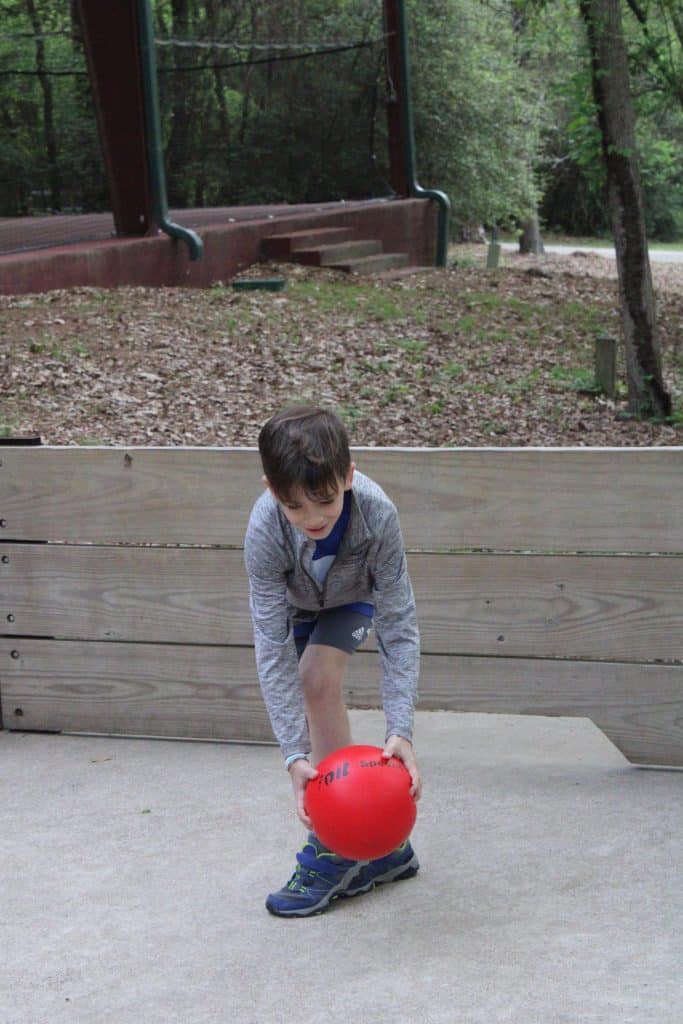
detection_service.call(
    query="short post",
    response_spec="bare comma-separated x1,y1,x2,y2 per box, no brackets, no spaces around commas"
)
486,225,501,269
594,334,616,398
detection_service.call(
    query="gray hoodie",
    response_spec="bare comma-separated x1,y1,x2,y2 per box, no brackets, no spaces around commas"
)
244,470,420,759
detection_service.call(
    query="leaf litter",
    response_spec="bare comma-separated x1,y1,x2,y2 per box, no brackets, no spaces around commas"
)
1,246,681,447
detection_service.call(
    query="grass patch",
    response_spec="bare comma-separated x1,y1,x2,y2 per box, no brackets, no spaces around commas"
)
556,299,611,335
442,361,466,380
550,365,600,392
289,280,405,321
465,292,506,314
393,338,428,362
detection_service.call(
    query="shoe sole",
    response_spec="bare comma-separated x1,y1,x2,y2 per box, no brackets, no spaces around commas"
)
343,855,419,898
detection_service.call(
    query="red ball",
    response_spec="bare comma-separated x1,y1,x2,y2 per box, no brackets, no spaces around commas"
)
304,744,417,860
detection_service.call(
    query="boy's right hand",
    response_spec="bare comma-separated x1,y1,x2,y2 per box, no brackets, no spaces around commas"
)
288,758,319,828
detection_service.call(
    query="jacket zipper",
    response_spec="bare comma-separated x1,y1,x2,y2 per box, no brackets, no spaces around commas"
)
300,545,324,608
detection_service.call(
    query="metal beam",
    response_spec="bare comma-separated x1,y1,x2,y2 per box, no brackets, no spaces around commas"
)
77,0,152,236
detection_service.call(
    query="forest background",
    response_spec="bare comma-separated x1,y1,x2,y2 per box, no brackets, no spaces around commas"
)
1,0,682,443
1,0,682,244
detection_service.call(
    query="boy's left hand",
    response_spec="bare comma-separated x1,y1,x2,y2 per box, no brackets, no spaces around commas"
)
382,735,422,801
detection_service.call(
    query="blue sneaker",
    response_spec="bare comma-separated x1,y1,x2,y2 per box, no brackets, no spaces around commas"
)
266,835,362,917
343,840,419,897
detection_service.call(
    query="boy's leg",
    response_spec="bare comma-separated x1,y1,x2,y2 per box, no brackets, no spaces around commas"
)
265,644,358,917
267,609,415,917
296,642,420,906
298,642,351,764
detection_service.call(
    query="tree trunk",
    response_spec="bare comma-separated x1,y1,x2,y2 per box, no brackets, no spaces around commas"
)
580,0,671,418
519,214,545,255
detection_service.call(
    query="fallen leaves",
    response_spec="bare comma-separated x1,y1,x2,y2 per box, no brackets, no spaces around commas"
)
1,248,681,448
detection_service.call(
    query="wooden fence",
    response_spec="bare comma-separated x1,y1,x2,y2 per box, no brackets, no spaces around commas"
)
1,446,682,766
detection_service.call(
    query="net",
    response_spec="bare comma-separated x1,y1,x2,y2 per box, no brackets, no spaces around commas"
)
154,2,391,211
0,1,392,256
0,16,110,253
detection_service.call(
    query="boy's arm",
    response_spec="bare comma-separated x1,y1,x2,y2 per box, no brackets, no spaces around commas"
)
244,513,310,761
248,572,311,759
371,503,420,749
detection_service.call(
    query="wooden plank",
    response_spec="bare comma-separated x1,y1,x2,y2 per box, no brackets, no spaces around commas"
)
1,542,249,645
4,543,682,662
0,446,262,546
2,639,681,766
0,639,273,743
414,552,683,662
348,654,683,768
359,447,683,554
2,446,683,552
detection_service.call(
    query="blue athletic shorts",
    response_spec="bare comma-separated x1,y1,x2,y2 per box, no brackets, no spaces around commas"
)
293,606,373,660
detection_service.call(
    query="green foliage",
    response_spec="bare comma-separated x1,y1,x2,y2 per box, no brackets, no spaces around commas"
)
0,1,108,214
0,0,680,242
635,101,683,240
530,0,683,239
409,0,543,230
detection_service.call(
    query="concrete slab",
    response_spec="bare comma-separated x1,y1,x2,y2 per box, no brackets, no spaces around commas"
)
1,711,681,1024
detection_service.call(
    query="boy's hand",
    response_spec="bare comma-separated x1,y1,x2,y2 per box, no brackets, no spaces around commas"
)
382,735,422,801
288,758,319,828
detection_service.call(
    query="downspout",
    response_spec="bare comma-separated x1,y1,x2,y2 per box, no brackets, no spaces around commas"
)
136,0,203,261
394,0,450,267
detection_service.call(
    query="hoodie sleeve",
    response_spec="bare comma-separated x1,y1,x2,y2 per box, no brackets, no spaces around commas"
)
244,495,310,759
370,500,420,744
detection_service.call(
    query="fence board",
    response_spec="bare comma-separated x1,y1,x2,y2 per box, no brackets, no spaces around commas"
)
3,446,683,552
0,447,260,546
4,543,682,662
2,542,245,645
414,552,683,661
0,639,271,743
348,654,683,768
2,639,681,766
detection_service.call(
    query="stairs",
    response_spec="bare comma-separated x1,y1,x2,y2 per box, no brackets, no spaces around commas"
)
261,227,418,277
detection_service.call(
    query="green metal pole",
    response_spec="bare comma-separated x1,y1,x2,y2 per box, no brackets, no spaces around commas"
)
393,0,450,267
136,0,202,261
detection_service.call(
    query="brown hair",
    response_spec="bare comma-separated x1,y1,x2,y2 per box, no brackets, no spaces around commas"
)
258,405,351,501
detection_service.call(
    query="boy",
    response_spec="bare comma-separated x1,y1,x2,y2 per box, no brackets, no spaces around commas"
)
244,405,422,917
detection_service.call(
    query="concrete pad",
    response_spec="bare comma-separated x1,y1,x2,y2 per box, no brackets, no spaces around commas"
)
1,711,681,1024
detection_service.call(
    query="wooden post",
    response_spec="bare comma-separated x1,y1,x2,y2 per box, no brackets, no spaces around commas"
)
595,334,617,398
486,226,501,269
76,0,153,236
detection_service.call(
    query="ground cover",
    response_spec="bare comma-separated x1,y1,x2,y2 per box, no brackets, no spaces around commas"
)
1,246,681,447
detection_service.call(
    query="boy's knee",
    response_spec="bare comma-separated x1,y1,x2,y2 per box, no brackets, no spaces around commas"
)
299,651,346,704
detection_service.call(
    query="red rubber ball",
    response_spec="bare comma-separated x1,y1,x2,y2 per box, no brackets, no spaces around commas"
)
304,744,417,860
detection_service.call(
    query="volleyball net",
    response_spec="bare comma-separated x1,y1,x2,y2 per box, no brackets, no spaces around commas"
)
0,2,393,255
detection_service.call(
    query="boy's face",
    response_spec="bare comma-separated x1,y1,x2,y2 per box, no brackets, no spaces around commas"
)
266,464,355,541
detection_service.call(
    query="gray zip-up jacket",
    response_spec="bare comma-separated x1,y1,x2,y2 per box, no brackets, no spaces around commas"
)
244,470,420,759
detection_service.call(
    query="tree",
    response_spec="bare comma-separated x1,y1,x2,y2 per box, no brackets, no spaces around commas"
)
624,0,683,109
580,0,671,418
408,0,542,234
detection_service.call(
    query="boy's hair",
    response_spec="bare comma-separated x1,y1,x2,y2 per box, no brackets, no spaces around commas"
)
258,406,351,501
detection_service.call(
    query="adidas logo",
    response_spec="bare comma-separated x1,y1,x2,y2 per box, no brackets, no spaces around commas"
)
351,626,367,642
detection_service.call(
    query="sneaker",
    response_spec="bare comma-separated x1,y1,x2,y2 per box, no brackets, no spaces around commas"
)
343,840,419,897
265,834,362,917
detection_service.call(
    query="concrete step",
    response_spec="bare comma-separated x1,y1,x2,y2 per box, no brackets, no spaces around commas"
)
331,252,411,275
292,239,382,267
261,227,353,259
